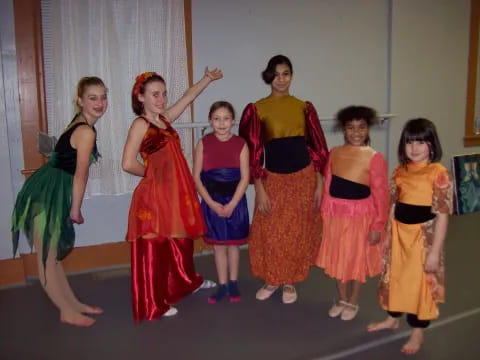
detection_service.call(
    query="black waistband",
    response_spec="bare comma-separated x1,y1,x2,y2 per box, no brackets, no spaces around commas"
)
264,136,310,174
202,178,239,197
329,175,371,199
394,202,436,224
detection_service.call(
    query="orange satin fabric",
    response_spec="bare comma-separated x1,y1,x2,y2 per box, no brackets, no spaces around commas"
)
126,122,206,241
379,161,453,320
330,145,375,186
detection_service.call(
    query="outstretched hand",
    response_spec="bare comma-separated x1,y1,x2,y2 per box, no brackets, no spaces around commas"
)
204,67,223,81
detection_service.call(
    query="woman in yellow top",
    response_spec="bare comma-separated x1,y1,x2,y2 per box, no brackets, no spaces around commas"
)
367,118,453,355
239,55,328,304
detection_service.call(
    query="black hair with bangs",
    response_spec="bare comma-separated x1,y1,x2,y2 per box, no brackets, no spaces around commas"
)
397,118,443,165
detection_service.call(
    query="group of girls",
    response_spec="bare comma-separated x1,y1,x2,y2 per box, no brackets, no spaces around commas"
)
11,54,452,355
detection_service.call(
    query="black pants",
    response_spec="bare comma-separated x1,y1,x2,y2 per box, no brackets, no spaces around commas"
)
387,311,430,328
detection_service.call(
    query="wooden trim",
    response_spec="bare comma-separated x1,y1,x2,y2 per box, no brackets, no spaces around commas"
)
14,0,48,172
184,0,193,89
0,258,27,287
464,0,480,146
0,239,210,287
184,0,197,151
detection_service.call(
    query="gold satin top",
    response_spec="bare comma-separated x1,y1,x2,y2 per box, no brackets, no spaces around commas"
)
255,95,306,143
330,145,375,186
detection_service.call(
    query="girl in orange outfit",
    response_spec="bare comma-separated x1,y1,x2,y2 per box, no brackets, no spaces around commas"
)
367,118,453,355
122,68,222,322
316,106,388,321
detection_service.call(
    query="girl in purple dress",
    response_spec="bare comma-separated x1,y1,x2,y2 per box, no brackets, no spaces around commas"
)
193,101,249,303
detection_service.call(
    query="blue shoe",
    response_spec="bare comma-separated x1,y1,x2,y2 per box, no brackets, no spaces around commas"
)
208,284,228,304
228,280,241,302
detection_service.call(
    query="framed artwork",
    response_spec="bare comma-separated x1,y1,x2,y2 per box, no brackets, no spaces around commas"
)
452,153,480,214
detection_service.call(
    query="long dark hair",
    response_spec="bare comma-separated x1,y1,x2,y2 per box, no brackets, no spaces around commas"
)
261,55,293,84
397,118,443,165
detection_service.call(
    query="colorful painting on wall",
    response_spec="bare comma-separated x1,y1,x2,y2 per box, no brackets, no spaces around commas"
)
452,153,480,214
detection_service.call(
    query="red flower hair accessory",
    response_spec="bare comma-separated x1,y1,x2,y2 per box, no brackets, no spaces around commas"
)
133,71,159,96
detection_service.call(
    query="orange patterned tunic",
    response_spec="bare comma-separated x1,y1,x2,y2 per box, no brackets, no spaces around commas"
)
378,161,453,320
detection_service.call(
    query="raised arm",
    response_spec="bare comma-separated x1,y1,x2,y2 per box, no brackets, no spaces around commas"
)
163,67,222,123
122,117,149,177
70,125,96,224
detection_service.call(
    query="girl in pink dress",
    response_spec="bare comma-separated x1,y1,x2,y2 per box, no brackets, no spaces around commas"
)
315,105,388,321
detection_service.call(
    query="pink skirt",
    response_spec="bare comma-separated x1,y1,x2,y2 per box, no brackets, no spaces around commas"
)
316,201,382,283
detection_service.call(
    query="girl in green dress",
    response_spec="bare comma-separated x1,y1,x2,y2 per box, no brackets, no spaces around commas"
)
11,77,107,327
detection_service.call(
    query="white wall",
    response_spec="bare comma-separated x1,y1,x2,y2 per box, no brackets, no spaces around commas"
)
0,0,478,260
389,0,479,171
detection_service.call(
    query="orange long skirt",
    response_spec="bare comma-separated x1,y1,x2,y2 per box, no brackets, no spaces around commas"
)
249,165,322,285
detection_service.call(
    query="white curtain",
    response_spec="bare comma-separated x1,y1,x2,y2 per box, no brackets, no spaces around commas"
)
41,0,192,196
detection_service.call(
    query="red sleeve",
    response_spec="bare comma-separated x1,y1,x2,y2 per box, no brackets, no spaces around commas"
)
239,103,266,182
369,152,389,231
305,102,328,175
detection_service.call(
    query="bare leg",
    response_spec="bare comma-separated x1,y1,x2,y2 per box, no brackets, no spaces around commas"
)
226,245,239,281
56,264,103,314
349,281,362,305
33,234,95,327
366,315,400,332
213,245,228,285
401,328,424,355
336,280,349,301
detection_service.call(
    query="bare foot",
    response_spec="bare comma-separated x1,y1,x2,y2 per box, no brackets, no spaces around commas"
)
401,328,424,355
71,301,104,315
366,316,400,332
60,312,96,327
81,305,104,315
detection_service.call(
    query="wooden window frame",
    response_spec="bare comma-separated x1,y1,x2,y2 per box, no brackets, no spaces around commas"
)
465,0,480,146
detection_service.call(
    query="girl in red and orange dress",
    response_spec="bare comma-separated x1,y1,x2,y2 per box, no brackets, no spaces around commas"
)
316,106,389,321
239,55,328,304
368,118,452,355
122,68,222,322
